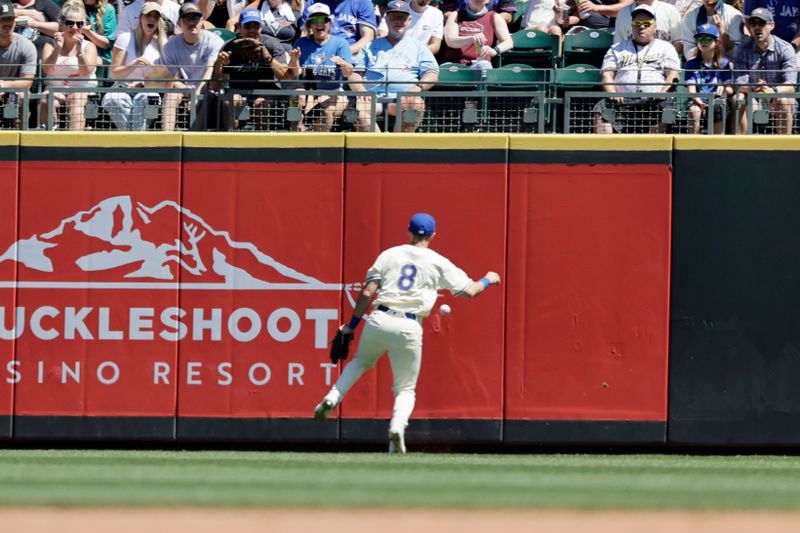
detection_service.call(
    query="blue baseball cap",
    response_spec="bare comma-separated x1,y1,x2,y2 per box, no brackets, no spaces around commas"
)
408,213,436,236
239,8,263,25
694,23,719,39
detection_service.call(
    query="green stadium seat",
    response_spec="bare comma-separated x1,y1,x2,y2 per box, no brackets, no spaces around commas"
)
424,64,483,132
499,30,560,68
561,29,613,68
483,64,551,132
554,64,602,133
485,64,550,92
553,63,602,89
434,63,484,90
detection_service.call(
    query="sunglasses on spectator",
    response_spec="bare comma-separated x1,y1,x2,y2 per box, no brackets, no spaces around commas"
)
242,22,261,29
695,36,715,43
747,19,767,26
631,20,653,28
181,14,202,22
63,19,85,27
309,15,329,24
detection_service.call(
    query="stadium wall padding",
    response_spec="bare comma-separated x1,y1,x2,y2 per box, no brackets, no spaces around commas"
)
505,136,672,444
2,132,796,447
13,133,183,440
342,135,508,443
669,137,800,446
0,132,18,440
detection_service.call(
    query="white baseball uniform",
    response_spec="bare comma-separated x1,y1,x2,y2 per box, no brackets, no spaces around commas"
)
332,244,473,433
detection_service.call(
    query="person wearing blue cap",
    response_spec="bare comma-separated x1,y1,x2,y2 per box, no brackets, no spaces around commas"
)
678,0,744,61
241,0,302,53
211,7,299,129
313,213,501,454
685,23,733,133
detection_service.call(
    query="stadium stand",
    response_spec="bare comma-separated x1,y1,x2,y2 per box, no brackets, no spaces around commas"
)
0,0,796,134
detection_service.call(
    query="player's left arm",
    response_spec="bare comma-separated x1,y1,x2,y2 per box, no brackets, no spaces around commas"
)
341,280,381,333
458,271,501,298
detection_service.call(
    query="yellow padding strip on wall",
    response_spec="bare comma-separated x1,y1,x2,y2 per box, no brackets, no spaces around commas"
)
21,132,182,147
674,135,800,151
345,133,508,150
14,133,797,151
0,132,19,146
509,134,673,151
183,132,345,149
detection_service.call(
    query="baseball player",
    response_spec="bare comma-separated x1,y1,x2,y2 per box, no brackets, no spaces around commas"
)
314,213,501,454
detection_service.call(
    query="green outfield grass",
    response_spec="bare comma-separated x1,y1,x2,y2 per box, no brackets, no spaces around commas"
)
1,450,800,509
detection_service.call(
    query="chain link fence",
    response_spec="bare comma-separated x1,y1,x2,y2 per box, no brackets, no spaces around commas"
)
0,89,30,130
562,91,723,135
1,68,797,134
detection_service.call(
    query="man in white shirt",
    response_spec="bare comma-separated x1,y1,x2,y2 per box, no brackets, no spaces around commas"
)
615,0,683,54
596,4,681,133
376,0,443,54
116,0,180,37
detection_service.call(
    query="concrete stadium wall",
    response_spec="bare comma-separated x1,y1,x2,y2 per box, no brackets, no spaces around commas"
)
0,132,796,446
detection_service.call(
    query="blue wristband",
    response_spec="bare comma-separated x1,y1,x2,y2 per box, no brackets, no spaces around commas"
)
479,277,491,289
347,315,362,330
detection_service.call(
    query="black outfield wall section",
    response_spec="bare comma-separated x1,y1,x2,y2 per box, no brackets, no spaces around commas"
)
669,137,800,445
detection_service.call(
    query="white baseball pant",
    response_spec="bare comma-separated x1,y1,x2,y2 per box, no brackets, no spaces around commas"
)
332,309,423,432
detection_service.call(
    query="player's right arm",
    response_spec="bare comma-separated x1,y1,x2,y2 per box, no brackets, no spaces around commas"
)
458,271,501,298
341,280,381,334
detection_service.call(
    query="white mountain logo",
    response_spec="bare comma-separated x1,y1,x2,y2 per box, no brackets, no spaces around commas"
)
0,195,341,291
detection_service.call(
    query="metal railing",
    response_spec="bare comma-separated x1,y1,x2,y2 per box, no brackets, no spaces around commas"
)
744,92,798,135
35,85,197,131
1,74,798,134
217,88,549,133
562,91,724,134
0,89,30,130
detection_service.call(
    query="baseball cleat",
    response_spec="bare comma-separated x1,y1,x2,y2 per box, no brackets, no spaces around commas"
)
388,429,406,454
314,399,334,423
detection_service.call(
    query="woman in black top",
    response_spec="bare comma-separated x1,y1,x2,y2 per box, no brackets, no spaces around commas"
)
199,0,249,29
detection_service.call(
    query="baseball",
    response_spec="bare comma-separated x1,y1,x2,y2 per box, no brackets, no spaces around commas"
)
439,304,451,315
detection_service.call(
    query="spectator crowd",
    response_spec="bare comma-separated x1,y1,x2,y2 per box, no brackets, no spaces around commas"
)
0,0,797,132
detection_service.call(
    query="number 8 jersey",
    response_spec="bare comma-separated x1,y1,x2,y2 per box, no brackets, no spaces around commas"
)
366,244,473,317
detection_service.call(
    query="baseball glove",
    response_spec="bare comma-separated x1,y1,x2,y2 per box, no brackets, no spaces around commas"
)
229,37,272,64
330,328,353,364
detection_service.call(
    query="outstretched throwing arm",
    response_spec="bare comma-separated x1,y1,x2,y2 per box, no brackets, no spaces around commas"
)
458,271,501,298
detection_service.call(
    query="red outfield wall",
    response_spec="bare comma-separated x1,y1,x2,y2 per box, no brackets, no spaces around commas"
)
505,137,671,443
0,132,18,439
0,133,671,444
